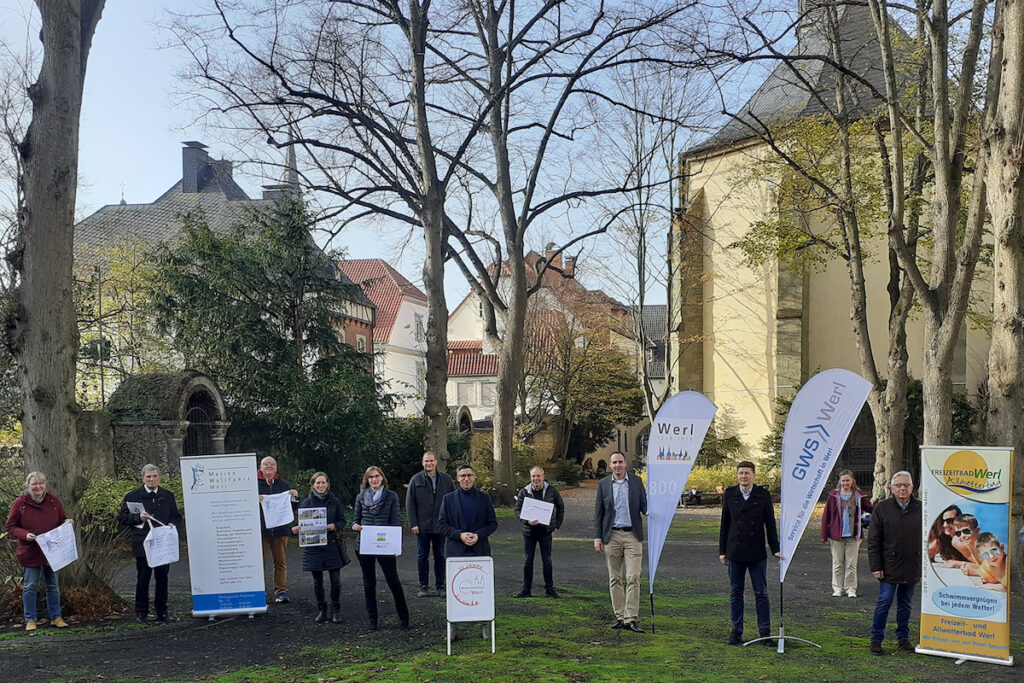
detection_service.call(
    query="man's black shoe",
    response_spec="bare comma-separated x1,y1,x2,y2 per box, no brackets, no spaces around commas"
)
135,614,148,624
624,621,645,633
545,588,560,598
870,641,884,655
897,639,915,652
514,589,532,598
155,614,176,623
727,633,742,645
760,636,774,647
611,620,625,629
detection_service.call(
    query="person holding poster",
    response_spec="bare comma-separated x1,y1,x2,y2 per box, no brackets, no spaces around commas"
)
257,457,298,604
593,452,647,633
820,470,872,598
352,466,409,630
718,461,779,646
292,472,346,623
438,464,498,559
117,464,183,623
406,451,455,597
867,470,921,655
5,472,70,631
513,465,565,598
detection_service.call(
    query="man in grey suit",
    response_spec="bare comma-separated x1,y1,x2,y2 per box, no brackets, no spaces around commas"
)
593,451,647,633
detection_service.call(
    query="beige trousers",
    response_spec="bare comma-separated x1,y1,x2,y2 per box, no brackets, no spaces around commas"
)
829,537,860,593
605,529,643,623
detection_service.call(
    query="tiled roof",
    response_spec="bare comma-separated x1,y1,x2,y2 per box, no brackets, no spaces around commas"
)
448,350,499,376
448,340,483,350
337,259,427,343
686,4,885,156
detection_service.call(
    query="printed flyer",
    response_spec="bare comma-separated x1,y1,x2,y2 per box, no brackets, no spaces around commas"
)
918,446,1013,665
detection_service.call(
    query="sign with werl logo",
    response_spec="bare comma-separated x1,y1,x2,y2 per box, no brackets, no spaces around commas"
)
446,557,494,622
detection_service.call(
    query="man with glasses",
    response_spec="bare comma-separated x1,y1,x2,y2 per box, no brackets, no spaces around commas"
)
438,464,498,557
867,471,921,655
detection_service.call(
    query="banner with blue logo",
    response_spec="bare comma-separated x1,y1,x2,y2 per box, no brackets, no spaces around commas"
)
918,446,1013,665
180,453,268,617
779,369,871,582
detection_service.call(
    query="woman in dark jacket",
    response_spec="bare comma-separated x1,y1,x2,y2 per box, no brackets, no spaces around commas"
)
5,472,70,631
352,466,409,630
820,470,873,598
291,472,346,624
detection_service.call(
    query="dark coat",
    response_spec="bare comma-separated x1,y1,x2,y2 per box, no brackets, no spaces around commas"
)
258,473,294,537
298,490,346,572
354,487,401,527
117,486,184,558
405,470,455,534
718,484,779,563
867,496,922,585
514,481,565,535
821,489,873,542
6,492,67,568
437,487,498,557
593,474,647,544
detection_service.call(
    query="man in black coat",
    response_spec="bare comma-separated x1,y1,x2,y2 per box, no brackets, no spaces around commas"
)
867,470,922,655
117,464,183,622
406,451,456,596
437,464,498,558
718,460,780,646
593,452,647,633
514,465,565,598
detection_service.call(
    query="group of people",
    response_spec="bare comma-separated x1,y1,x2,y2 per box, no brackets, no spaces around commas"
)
6,452,1017,657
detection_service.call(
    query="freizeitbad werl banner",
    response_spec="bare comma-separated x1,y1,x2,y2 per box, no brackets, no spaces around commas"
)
779,369,871,582
646,391,717,590
918,446,1014,665
180,453,268,617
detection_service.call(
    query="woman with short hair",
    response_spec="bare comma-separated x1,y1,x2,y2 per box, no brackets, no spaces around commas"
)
5,472,70,631
820,470,872,598
292,472,346,624
352,466,409,630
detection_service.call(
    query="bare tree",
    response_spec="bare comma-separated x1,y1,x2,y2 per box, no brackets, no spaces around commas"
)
7,0,105,514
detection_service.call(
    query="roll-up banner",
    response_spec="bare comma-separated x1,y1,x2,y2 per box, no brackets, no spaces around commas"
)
779,369,872,582
180,453,268,617
918,446,1014,666
646,391,717,590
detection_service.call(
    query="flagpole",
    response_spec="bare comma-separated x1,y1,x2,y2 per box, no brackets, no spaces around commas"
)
650,592,656,633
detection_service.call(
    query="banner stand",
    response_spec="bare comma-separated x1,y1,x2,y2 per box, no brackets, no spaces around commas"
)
914,648,1014,667
446,619,495,656
743,582,821,651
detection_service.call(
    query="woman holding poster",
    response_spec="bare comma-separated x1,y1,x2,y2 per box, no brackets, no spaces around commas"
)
352,466,409,631
293,472,346,624
820,470,872,598
5,472,70,631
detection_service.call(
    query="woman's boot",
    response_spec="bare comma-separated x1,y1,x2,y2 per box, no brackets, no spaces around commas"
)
315,604,327,623
330,603,342,624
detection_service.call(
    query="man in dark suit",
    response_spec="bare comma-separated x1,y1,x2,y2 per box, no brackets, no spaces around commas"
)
438,464,498,558
718,460,780,645
593,451,647,633
117,464,183,623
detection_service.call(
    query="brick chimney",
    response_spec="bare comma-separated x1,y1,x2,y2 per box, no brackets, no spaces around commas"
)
181,141,210,194
544,241,562,270
564,255,576,276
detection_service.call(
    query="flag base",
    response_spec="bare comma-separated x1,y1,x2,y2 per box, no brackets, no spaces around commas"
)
744,626,821,653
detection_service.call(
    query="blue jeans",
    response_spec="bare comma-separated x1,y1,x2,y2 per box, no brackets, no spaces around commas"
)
728,559,770,636
522,531,553,590
23,566,61,622
871,581,914,642
416,532,445,590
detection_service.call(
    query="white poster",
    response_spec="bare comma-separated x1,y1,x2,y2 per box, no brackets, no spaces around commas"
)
260,491,294,529
446,556,495,622
35,521,78,572
359,525,403,555
779,369,872,581
646,391,717,590
143,524,180,568
180,453,268,616
518,497,554,526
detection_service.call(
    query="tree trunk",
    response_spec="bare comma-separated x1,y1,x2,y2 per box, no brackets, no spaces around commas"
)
921,317,955,445
985,0,1024,590
491,259,527,505
10,0,105,521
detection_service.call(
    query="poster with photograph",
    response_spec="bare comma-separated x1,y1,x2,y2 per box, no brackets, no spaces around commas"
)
298,507,327,548
918,446,1013,666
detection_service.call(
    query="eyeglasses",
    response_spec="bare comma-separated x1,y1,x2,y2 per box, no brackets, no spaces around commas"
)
978,547,1003,561
457,473,475,479
953,528,974,537
941,518,956,525
892,483,911,488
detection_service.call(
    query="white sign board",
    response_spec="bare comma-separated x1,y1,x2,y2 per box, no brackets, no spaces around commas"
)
260,492,294,529
180,453,267,617
518,498,554,526
144,524,180,568
35,521,78,572
446,556,495,622
359,525,402,555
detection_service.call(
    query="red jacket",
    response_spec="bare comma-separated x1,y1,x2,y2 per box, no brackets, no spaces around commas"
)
6,492,67,568
820,489,872,542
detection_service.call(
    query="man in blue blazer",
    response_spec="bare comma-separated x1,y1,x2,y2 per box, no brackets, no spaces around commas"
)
593,452,647,632
438,464,498,558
